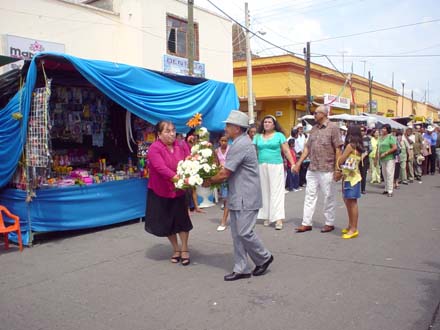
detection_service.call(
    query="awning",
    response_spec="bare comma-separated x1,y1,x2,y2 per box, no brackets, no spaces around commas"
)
0,55,20,67
360,113,407,130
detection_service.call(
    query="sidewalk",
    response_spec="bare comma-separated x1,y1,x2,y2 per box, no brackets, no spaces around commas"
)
1,176,439,330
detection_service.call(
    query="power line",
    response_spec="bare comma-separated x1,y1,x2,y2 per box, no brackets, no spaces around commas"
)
282,18,440,47
205,0,297,56
313,54,440,58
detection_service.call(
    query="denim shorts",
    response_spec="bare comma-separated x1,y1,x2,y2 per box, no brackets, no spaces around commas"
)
343,181,361,199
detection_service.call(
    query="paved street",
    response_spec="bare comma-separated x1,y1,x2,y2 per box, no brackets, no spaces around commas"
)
1,176,439,330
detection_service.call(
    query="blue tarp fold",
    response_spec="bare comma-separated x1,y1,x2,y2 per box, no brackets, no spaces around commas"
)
0,52,239,187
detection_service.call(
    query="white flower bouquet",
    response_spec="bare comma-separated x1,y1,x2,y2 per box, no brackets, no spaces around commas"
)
174,115,219,190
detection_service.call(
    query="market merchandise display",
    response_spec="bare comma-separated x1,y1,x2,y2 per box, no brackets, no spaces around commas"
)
10,84,151,191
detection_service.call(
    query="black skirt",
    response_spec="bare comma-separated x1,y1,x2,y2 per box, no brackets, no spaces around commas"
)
145,189,193,237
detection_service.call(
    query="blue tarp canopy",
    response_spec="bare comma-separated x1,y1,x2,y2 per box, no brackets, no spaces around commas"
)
0,52,239,188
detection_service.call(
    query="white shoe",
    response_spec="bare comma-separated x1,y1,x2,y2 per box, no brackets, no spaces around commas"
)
217,225,227,231
263,220,270,227
275,221,283,230
285,190,289,194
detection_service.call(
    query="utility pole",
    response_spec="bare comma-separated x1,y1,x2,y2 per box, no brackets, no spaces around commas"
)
391,72,394,89
411,90,414,115
304,41,311,115
368,71,373,113
401,80,405,117
427,80,430,104
360,60,367,77
245,2,254,123
187,0,194,76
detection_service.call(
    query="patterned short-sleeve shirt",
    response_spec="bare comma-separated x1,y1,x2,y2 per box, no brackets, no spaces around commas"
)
306,119,343,172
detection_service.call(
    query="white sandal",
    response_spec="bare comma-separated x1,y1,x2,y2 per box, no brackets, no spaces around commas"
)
217,225,227,231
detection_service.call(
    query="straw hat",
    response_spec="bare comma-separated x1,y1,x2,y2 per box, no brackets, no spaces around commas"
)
427,125,435,132
223,110,250,128
416,154,425,165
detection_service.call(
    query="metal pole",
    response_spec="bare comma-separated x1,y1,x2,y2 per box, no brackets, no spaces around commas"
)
368,71,373,113
305,42,311,115
188,0,194,76
245,2,254,123
401,82,405,117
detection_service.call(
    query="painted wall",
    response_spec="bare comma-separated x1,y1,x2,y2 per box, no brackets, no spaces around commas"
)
233,54,427,132
0,0,233,82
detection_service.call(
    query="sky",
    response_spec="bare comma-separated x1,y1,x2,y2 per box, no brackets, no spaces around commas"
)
197,0,440,108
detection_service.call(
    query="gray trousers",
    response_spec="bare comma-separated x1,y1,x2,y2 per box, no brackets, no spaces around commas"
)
230,209,271,274
407,150,415,181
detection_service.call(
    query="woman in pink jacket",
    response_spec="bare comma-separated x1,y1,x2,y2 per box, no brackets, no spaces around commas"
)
145,120,192,266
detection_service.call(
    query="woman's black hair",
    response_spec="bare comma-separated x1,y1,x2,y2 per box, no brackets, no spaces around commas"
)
345,125,363,153
382,124,392,134
257,115,285,135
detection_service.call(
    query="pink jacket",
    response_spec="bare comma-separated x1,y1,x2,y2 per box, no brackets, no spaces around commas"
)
147,139,190,198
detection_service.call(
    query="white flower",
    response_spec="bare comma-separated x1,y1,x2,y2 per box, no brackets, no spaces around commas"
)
202,164,211,172
198,127,208,137
188,174,200,186
200,148,212,158
176,179,184,189
191,145,200,153
195,176,203,185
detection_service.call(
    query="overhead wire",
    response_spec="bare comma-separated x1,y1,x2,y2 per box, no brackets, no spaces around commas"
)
278,18,440,47
205,0,297,56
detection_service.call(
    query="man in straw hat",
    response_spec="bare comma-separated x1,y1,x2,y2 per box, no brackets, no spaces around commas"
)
204,110,273,281
293,104,343,233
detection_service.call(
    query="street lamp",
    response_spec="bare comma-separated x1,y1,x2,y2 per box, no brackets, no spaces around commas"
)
401,80,406,117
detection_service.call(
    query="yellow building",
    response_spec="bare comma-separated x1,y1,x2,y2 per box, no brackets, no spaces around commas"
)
234,54,401,132
396,96,439,122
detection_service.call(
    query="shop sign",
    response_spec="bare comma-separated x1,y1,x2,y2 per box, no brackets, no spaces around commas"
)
163,54,205,78
323,94,350,109
413,116,426,123
368,100,378,113
4,34,65,69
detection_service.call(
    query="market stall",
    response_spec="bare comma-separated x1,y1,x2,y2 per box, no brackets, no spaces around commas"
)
0,52,239,245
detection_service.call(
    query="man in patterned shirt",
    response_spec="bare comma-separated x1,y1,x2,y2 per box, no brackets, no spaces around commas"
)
293,105,343,233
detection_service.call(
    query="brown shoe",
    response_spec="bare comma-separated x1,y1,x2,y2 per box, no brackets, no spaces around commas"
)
320,225,335,233
296,225,312,233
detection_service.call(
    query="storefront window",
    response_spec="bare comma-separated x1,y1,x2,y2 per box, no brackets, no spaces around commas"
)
166,14,199,60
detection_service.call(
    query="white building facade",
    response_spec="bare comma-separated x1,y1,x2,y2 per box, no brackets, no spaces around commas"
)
0,0,233,82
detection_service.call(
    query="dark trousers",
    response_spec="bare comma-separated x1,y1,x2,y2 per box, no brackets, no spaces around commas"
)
299,162,309,187
286,170,299,190
427,147,436,174
359,158,369,192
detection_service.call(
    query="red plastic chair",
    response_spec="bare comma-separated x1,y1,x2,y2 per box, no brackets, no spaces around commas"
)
0,206,23,252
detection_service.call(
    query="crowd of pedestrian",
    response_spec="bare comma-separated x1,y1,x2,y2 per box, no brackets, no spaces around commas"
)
144,109,439,281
